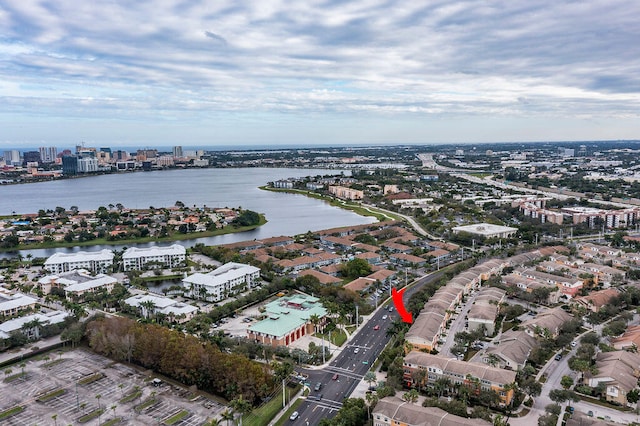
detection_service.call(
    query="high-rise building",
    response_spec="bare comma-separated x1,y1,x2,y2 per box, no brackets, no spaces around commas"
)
3,150,20,166
39,146,58,163
22,151,41,166
173,146,183,158
77,157,98,173
62,155,78,175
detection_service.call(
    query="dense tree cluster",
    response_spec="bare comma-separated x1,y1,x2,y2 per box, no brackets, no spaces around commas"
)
85,316,274,403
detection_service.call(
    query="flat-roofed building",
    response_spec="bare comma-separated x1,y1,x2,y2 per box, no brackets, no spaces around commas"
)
37,269,117,299
124,294,198,323
0,293,38,318
122,244,186,271
247,294,327,347
452,223,517,239
0,311,69,341
44,249,114,274
183,262,260,302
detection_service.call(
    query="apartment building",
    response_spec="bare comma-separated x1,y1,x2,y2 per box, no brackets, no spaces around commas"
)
0,293,38,318
44,249,114,274
403,352,517,405
183,262,260,302
373,396,490,426
124,294,198,323
122,244,186,271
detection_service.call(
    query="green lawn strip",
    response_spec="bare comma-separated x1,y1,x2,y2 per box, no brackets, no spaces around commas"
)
78,408,105,423
3,372,27,383
78,372,104,385
0,406,24,420
243,385,290,426
101,418,122,426
119,390,143,404
36,388,67,402
43,358,67,368
273,398,304,426
134,397,158,412
318,329,347,347
163,409,189,425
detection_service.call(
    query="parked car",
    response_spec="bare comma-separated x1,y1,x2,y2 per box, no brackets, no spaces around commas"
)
554,353,562,361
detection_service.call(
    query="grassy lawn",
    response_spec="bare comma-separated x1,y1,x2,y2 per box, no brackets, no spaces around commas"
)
243,384,301,426
102,418,122,426
317,329,347,347
0,406,24,420
3,372,27,383
78,408,105,423
36,388,66,402
43,358,67,368
134,397,158,412
273,398,304,426
78,372,104,385
163,409,189,425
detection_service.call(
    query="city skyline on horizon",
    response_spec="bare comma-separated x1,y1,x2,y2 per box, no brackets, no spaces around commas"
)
1,1,639,147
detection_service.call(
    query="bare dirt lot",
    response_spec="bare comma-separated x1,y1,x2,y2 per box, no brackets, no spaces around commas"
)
0,347,227,425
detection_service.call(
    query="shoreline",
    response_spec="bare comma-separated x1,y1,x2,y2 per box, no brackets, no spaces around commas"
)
258,186,399,222
0,215,268,254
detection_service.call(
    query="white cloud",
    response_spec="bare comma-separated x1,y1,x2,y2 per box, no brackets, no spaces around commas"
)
0,0,639,145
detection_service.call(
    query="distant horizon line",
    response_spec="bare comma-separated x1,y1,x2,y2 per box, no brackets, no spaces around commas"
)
2,139,640,153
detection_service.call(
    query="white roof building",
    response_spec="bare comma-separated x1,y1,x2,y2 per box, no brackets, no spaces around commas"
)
38,269,118,298
452,223,518,239
0,311,70,340
183,262,261,302
124,294,198,323
44,249,114,274
122,244,186,271
0,293,38,317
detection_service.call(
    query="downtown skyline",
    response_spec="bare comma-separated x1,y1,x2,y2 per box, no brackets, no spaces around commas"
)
1,0,639,148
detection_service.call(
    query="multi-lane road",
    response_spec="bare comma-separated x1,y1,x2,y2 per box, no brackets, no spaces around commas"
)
285,269,447,425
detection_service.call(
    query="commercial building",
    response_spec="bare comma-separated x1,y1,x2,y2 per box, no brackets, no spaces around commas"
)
247,294,327,347
452,223,518,239
183,262,260,302
122,244,186,271
44,249,114,274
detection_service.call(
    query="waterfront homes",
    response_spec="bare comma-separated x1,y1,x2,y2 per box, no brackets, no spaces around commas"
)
0,293,37,318
37,269,117,299
587,351,640,405
44,249,114,274
123,294,197,323
122,244,186,271
247,294,327,347
182,262,260,302
373,396,490,426
403,352,517,405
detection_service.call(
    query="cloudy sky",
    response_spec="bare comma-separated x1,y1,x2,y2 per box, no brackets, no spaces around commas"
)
1,0,639,148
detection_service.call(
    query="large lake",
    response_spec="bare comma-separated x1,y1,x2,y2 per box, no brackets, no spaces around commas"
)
0,168,377,257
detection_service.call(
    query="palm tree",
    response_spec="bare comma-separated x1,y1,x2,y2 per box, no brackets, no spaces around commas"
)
402,389,419,404
110,404,117,419
19,362,26,377
309,314,321,335
139,300,156,319
95,393,102,410
364,371,377,390
220,409,234,426
206,419,222,426
51,413,58,426
230,396,252,426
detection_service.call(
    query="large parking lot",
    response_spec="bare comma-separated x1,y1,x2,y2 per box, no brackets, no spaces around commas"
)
0,348,227,425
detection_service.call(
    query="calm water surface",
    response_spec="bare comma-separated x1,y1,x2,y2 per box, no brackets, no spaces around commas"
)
1,168,376,257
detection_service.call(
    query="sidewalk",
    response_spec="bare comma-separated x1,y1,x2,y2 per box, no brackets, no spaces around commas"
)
0,335,63,366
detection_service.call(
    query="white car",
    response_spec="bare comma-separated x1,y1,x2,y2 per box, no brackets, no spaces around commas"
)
382,315,388,320
289,411,299,421
571,341,577,347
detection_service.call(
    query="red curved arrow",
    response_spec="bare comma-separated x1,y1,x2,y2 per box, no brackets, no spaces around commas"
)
391,287,413,324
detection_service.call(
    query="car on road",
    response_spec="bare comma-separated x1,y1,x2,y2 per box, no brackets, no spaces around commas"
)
289,411,299,421
332,373,339,380
314,383,322,391
373,324,380,330
354,347,360,353
382,315,388,320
